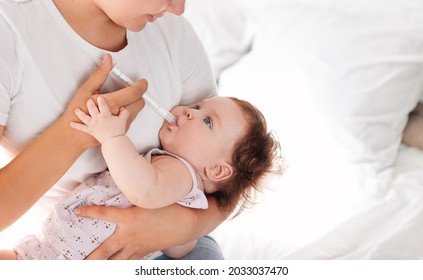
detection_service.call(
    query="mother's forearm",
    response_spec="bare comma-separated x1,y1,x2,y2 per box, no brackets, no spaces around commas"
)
0,119,89,230
186,198,230,240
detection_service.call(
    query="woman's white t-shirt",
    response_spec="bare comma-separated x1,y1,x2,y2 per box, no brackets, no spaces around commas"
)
0,0,217,245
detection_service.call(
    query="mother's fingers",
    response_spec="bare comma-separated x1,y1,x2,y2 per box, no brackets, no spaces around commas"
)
96,79,148,115
75,206,153,260
75,206,123,259
107,248,141,260
75,204,120,222
116,79,148,105
81,54,114,94
85,233,125,260
122,98,145,127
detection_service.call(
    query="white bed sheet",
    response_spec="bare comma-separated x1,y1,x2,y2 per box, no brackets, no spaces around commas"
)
211,145,423,259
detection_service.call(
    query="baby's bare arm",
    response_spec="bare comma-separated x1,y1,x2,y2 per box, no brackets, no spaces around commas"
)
102,136,193,208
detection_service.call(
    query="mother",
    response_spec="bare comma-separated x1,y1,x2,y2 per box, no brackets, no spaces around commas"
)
0,0,225,259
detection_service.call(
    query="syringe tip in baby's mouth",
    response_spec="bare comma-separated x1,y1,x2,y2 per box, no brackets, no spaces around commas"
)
163,112,177,124
111,67,176,123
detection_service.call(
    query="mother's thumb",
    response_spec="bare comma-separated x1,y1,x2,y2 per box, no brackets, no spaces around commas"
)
82,54,114,93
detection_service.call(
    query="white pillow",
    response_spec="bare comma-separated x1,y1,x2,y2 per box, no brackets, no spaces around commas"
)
219,3,423,175
184,0,255,78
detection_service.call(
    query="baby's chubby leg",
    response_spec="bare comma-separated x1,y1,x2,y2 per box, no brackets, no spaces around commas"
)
402,102,423,150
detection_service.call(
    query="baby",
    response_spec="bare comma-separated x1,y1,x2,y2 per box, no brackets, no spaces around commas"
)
0,95,283,260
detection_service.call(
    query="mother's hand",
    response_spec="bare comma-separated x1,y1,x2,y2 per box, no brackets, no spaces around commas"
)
75,205,197,260
75,198,228,260
62,54,148,149
0,54,148,231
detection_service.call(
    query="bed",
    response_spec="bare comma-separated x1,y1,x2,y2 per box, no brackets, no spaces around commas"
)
184,0,423,259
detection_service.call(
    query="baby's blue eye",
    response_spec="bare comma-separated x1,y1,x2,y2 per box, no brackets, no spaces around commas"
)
203,116,213,128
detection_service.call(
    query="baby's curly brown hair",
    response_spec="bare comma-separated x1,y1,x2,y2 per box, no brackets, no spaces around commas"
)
209,97,284,217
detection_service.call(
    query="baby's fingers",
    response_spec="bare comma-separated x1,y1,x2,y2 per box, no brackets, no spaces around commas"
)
97,96,112,116
86,99,100,117
74,107,92,125
118,107,130,121
69,121,90,134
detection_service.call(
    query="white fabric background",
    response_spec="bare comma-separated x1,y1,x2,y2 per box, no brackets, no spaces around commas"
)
185,0,423,259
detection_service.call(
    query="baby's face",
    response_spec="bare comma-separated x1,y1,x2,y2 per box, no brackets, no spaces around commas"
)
159,96,248,170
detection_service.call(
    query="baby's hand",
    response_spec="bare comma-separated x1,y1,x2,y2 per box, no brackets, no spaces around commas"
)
70,96,129,144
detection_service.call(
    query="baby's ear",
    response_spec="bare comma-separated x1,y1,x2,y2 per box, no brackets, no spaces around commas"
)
204,162,233,182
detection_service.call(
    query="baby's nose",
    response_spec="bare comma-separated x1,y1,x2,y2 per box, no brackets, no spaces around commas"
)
184,108,193,119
